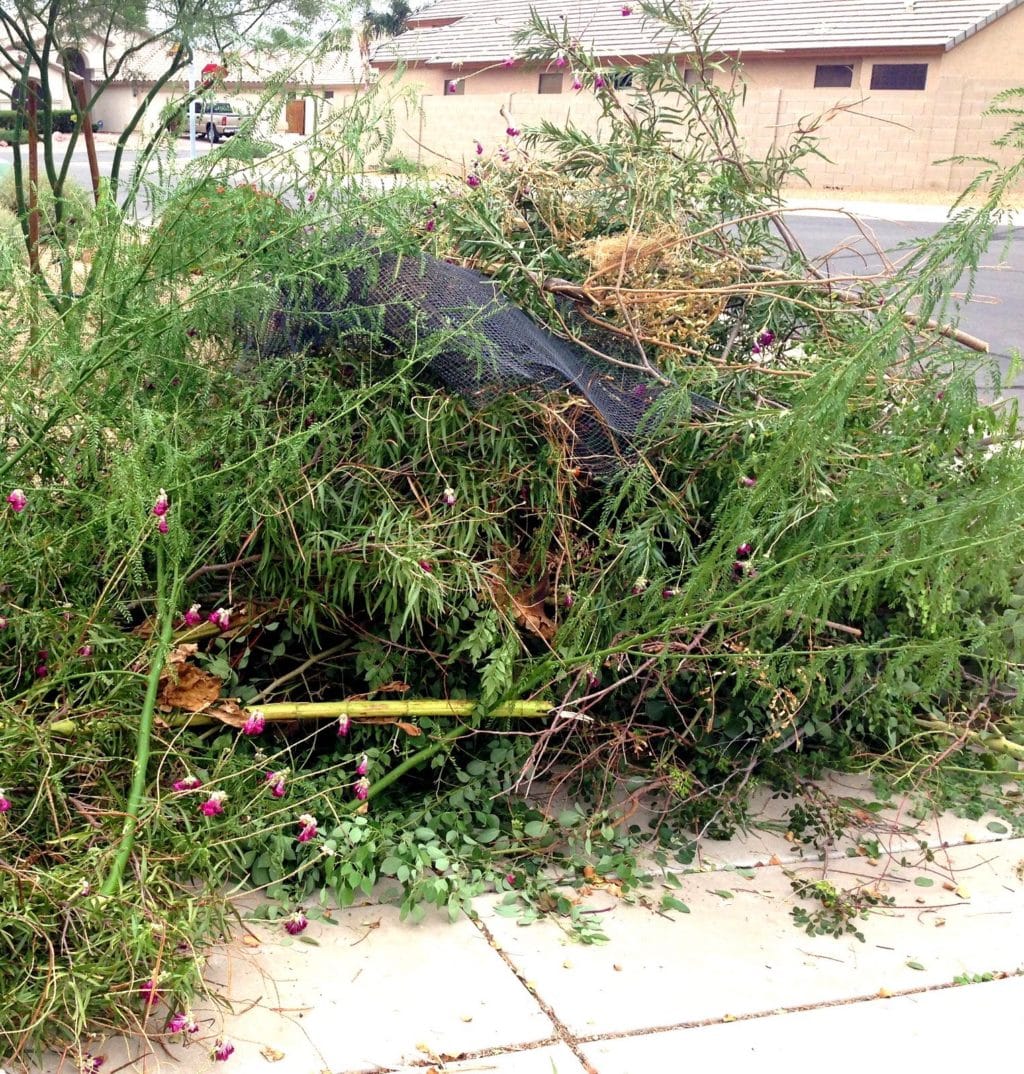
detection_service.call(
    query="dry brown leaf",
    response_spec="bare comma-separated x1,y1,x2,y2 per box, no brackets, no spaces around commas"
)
260,1046,285,1062
157,658,222,713
488,570,556,642
241,935,261,948
396,721,422,737
205,699,249,728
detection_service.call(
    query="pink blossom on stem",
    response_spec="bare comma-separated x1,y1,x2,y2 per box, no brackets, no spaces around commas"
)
418,559,434,573
266,770,288,798
78,644,92,657
183,603,203,627
156,517,169,535
241,710,266,735
505,126,520,137
208,606,232,631
355,753,369,776
139,979,161,1007
572,76,583,92
442,486,457,506
211,1039,235,1062
284,910,308,935
0,788,11,813
740,475,757,488
621,4,633,14
6,488,27,512
337,714,351,737
200,790,228,816
354,776,370,801
448,80,459,92
152,489,169,517
736,542,753,559
466,174,481,188
475,141,484,155
167,1010,199,1034
36,663,49,678
425,217,436,232
555,53,567,68
173,774,202,792
296,813,319,842
502,56,515,68
594,75,606,88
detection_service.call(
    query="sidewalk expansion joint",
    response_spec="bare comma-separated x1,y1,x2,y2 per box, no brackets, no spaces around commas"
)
472,916,601,1074
572,970,1024,1045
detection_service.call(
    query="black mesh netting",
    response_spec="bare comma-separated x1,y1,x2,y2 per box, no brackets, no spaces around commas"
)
243,231,721,471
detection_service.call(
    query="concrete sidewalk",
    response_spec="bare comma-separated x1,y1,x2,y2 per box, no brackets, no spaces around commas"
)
14,772,1024,1074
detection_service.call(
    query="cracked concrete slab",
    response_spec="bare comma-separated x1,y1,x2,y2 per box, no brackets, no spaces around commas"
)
581,974,1024,1069
388,1043,588,1074
478,839,1024,1038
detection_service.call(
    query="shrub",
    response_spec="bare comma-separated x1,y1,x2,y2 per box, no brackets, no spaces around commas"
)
0,168,92,241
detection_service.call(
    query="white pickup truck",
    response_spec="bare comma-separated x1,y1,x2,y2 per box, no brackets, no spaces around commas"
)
183,100,248,143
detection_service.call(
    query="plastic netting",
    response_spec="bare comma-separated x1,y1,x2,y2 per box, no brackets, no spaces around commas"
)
244,232,720,470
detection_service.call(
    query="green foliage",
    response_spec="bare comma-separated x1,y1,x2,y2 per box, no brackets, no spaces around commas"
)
1,0,1023,1053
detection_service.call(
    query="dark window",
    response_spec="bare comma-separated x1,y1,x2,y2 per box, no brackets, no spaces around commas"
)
443,77,464,96
814,64,853,88
324,89,335,99
870,63,927,90
683,67,702,86
538,72,563,94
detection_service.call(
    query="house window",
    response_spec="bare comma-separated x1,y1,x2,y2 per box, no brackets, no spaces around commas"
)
324,89,335,99
683,67,702,86
538,72,563,94
444,77,465,96
870,63,927,90
814,64,853,88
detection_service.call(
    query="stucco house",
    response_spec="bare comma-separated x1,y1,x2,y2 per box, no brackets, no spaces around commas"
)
0,29,368,138
373,0,1024,191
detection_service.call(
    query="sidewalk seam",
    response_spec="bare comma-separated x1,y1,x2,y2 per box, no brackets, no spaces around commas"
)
472,916,600,1074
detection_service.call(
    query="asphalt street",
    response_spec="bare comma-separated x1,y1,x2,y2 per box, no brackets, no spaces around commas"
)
784,212,1024,400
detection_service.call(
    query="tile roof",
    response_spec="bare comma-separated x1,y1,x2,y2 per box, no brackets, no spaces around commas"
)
376,0,1024,64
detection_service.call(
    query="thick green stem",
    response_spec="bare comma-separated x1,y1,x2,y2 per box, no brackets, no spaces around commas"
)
47,699,554,736
100,547,174,896
362,726,467,805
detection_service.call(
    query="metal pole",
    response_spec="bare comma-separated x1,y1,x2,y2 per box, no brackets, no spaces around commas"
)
188,51,197,158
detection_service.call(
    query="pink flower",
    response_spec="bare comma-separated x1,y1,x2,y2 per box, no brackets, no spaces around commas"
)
183,603,203,627
211,1039,235,1062
172,774,202,792
505,126,520,137
284,910,308,935
152,489,169,517
562,591,574,608
355,753,369,776
156,517,169,534
337,715,351,737
200,790,228,816
6,488,27,512
0,788,11,813
241,710,266,735
167,1010,199,1034
502,56,515,68
736,542,753,559
731,560,746,580
208,606,232,631
266,770,288,798
36,663,48,678
425,217,436,232
572,77,583,92
621,4,633,14
0,616,7,629
296,813,318,842
78,644,92,657
419,559,433,573
587,671,600,689
555,53,567,68
466,175,481,188
740,475,757,488
78,1053,103,1073
354,777,370,801
442,486,456,506
757,329,775,348
448,80,459,92
139,978,161,1007
594,75,606,89
475,141,483,155
662,587,677,599
630,576,649,596
499,148,510,162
